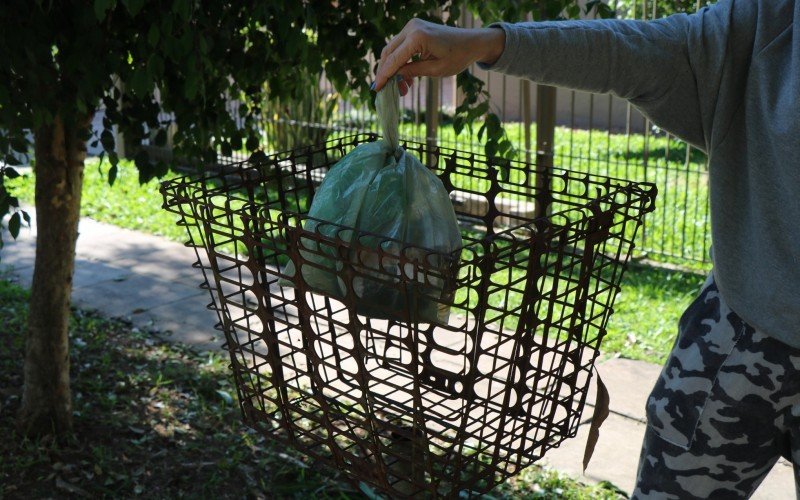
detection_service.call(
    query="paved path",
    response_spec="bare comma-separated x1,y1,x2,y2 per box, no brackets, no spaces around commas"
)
1,211,794,498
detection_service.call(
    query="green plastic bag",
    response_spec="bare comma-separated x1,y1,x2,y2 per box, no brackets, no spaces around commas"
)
281,79,462,323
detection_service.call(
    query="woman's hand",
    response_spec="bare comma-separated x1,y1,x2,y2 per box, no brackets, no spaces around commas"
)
373,19,505,94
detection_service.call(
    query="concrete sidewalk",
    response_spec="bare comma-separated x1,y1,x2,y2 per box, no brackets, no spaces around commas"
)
1,212,794,498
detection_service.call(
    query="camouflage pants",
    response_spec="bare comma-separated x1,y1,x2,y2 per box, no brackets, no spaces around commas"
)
633,273,800,499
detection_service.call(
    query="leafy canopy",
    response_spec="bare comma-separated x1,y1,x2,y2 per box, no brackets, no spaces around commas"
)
0,0,609,245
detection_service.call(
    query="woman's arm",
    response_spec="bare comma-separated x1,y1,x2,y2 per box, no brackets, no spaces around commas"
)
375,1,748,152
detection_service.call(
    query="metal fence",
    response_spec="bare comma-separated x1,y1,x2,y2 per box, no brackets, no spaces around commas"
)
246,0,711,268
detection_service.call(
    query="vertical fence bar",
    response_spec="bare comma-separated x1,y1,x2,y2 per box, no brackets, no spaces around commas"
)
415,74,422,132
637,0,651,251
522,80,532,167
608,0,620,174
425,76,440,167
521,11,533,173
587,94,595,166
535,85,556,217
569,90,576,171
113,77,127,159
454,74,461,150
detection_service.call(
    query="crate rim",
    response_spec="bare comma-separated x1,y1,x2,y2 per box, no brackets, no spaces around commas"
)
161,133,658,210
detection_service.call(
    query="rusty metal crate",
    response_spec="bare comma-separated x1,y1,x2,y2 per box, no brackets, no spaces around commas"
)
160,133,656,498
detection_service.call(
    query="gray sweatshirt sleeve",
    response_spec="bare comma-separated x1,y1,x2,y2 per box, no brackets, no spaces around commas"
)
480,0,747,152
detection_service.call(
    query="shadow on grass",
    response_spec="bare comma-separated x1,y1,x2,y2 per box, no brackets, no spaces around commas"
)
0,279,627,499
0,280,359,499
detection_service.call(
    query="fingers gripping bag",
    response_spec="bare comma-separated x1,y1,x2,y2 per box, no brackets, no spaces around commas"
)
280,79,462,323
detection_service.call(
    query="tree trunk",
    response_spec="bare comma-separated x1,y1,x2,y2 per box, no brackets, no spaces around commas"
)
16,112,90,436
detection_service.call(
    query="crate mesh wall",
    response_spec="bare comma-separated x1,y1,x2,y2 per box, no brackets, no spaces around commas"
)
161,134,655,498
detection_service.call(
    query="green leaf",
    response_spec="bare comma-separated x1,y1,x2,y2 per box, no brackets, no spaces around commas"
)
154,129,167,147
497,139,512,156
0,193,9,217
453,115,464,135
128,70,151,97
10,137,28,153
177,30,193,57
486,113,501,135
4,155,21,166
147,54,164,80
285,28,305,58
155,160,169,178
108,165,118,186
470,101,490,120
495,158,511,181
220,141,232,157
248,151,268,164
245,136,259,152
173,0,191,21
123,0,146,16
94,0,116,20
21,210,31,227
567,4,581,18
585,0,611,17
184,74,199,100
3,167,20,179
134,149,150,170
135,151,165,184
230,132,242,150
448,4,461,24
8,212,21,239
100,129,115,151
147,24,160,47
485,141,497,158
215,389,233,405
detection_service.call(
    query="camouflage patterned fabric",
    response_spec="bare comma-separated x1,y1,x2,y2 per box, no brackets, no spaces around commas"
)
634,273,800,499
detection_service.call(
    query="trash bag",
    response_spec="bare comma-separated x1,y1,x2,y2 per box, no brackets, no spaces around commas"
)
281,78,462,323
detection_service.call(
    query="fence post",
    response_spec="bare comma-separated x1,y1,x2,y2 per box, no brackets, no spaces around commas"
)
112,76,126,159
425,77,440,166
522,80,532,167
535,84,556,217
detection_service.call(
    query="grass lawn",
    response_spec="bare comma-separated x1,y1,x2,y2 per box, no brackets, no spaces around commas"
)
0,280,627,498
7,158,706,364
